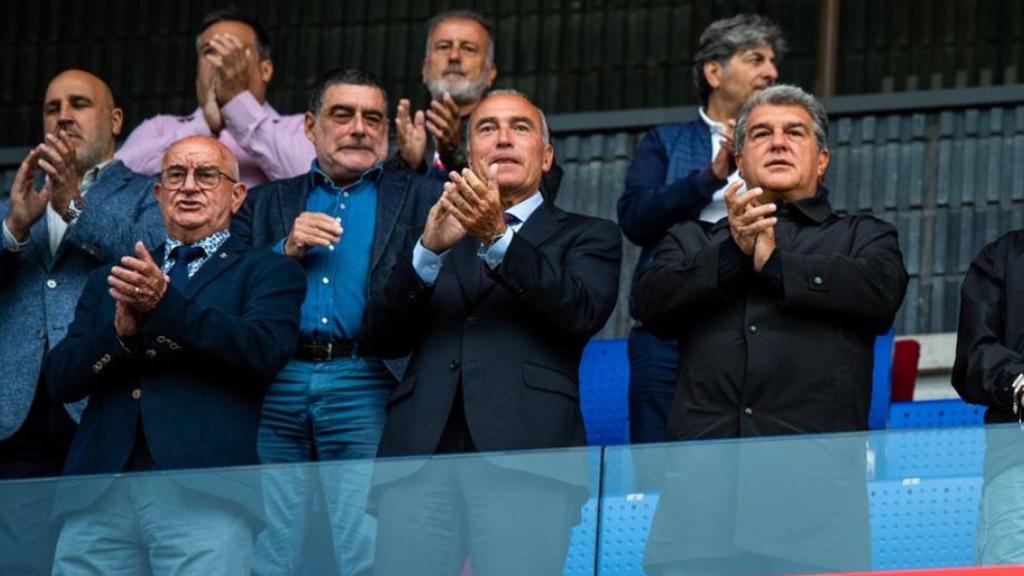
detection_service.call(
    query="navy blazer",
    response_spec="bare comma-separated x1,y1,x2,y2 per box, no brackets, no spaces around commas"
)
46,235,305,518
0,160,164,440
231,166,442,356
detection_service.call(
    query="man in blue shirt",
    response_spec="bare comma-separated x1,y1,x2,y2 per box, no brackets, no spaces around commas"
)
231,67,441,576
617,14,786,443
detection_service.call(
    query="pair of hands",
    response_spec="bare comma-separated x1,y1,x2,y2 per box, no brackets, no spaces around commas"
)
725,180,776,272
423,164,506,254
198,33,258,133
712,120,737,182
108,242,169,338
395,94,463,171
6,131,82,241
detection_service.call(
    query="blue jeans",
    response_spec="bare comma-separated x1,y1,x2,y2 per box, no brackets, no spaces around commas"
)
628,326,679,443
254,356,393,576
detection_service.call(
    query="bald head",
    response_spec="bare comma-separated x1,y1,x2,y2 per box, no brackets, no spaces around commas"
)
156,136,246,245
162,135,240,179
43,69,123,172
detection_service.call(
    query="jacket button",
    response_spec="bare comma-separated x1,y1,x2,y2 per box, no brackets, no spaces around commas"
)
744,407,754,416
46,279,57,289
101,354,111,363
466,316,477,326
813,276,823,286
131,389,142,400
92,363,102,373
748,325,757,334
145,349,157,359
449,360,460,370
156,335,167,344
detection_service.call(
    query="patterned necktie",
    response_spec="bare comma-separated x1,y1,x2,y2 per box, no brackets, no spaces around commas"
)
168,245,206,288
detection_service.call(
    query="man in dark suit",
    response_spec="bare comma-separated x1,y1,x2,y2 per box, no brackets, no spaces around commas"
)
370,90,621,575
230,67,441,575
45,135,305,575
0,69,164,574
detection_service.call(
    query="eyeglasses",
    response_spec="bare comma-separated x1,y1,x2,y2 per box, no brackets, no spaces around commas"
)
159,166,238,190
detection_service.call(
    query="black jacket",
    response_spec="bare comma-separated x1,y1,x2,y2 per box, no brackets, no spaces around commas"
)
634,194,908,440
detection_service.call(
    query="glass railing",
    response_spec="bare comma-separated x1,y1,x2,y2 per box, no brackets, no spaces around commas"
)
2,424,1021,575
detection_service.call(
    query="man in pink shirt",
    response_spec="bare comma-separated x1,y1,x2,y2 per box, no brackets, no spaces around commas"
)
115,8,313,188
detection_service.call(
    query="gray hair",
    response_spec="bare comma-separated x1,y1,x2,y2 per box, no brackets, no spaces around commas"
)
734,84,829,155
468,89,550,145
693,14,786,105
424,10,495,64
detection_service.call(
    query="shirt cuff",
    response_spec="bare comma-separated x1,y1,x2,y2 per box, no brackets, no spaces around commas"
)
221,91,266,134
2,219,29,252
413,237,447,285
717,237,751,289
478,228,514,270
757,249,785,299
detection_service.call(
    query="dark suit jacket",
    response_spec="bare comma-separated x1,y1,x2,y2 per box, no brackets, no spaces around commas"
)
45,235,305,519
231,167,442,358
372,201,621,459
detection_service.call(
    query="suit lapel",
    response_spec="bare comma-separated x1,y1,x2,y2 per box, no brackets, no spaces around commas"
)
181,236,244,300
513,201,563,249
370,170,405,273
31,214,54,271
277,173,312,237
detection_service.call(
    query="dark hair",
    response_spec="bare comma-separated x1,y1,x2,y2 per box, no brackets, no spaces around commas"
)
424,10,495,62
692,14,786,106
308,67,389,115
197,7,272,60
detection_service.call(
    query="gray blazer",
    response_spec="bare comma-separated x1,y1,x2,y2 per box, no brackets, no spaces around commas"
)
0,160,165,439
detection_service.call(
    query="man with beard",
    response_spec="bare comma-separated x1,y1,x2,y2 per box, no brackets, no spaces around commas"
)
0,69,163,572
391,10,562,200
231,67,441,575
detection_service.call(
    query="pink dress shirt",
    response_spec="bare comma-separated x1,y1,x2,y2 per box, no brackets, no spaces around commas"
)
115,91,314,188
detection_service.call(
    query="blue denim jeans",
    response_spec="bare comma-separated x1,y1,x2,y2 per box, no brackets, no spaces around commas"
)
254,356,394,576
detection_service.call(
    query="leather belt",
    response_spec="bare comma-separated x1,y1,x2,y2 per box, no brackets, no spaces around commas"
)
295,340,357,362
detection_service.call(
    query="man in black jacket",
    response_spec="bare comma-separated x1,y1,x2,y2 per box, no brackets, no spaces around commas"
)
634,84,907,575
953,232,1024,565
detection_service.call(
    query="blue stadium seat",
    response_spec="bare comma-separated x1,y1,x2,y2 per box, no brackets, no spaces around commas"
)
869,476,981,570
880,428,987,478
564,497,599,575
888,399,986,429
596,492,659,576
579,339,630,446
869,328,896,429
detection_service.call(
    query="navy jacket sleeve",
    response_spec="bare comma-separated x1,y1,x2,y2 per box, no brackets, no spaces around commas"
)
617,128,725,247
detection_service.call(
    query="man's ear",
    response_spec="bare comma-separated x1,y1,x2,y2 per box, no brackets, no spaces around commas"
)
704,61,722,90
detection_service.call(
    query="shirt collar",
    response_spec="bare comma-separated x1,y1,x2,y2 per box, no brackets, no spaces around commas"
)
505,191,544,224
80,159,113,196
698,107,727,135
310,161,383,191
164,229,231,261
777,194,833,224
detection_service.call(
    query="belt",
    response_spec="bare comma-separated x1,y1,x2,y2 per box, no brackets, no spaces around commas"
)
295,340,358,362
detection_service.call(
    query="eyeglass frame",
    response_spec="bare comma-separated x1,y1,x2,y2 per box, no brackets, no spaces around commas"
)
158,165,239,190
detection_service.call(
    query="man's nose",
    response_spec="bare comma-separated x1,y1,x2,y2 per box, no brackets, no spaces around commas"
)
764,61,779,82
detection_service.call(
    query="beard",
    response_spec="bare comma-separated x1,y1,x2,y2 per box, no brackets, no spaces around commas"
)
426,64,492,105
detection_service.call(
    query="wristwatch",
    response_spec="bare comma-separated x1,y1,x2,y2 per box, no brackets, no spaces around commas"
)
61,197,85,223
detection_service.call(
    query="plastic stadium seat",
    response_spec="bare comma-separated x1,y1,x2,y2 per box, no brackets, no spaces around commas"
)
881,427,986,479
870,328,896,430
869,476,982,570
579,339,630,446
564,497,599,575
596,492,659,576
888,400,986,429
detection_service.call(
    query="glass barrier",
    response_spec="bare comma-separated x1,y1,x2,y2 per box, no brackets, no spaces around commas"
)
2,425,1023,575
